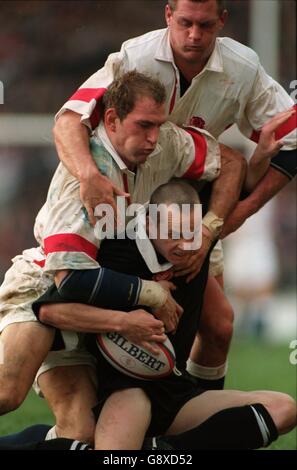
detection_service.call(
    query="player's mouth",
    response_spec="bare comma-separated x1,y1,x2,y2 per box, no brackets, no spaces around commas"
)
172,250,184,257
185,45,202,51
141,148,154,155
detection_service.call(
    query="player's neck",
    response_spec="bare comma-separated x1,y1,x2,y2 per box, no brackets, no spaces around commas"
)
173,53,210,82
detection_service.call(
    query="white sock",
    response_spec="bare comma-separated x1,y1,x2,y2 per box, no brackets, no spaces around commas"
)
45,425,57,440
186,359,228,380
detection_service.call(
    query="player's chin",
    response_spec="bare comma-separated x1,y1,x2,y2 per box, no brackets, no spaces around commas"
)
182,48,203,60
135,154,149,163
169,254,185,265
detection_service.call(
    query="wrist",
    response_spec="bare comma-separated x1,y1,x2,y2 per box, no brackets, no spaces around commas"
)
138,280,167,309
202,211,224,242
78,161,103,183
115,311,132,335
250,149,270,166
202,225,213,244
238,195,259,217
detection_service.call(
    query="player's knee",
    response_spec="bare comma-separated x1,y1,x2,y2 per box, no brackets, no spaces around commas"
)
120,388,151,415
201,300,234,346
0,386,26,414
268,393,297,434
218,308,234,344
220,298,235,328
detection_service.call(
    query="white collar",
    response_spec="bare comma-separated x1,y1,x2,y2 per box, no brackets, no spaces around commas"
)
96,121,129,171
154,29,223,74
154,29,175,63
202,39,223,73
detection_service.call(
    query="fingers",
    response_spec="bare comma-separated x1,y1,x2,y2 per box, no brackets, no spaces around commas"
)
150,333,167,343
160,281,176,291
176,303,184,317
166,318,178,333
173,262,190,273
94,196,118,223
85,204,97,227
274,139,284,150
142,341,161,355
152,318,165,331
186,268,200,283
174,266,194,277
174,259,202,279
113,184,130,198
262,109,296,132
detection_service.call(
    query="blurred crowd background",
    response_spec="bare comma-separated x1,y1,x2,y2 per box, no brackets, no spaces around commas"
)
0,0,296,340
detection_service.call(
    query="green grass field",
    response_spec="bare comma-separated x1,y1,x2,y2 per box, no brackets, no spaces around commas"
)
0,339,296,450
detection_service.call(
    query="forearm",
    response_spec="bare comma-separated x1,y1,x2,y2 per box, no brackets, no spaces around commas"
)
208,144,247,219
55,268,167,311
239,166,290,216
219,166,290,240
53,110,100,181
39,302,125,333
245,152,271,193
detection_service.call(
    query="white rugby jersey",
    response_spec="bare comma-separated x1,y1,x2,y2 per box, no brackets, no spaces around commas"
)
34,121,220,273
57,29,296,150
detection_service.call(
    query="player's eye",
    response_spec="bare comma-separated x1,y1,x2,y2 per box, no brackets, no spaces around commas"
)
139,122,152,129
178,18,192,28
200,21,217,29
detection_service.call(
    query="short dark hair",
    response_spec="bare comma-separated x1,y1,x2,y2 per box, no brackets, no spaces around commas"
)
167,0,226,16
103,71,166,121
150,178,200,207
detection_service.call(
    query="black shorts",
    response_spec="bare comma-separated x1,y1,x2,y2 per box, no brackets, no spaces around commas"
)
93,355,205,437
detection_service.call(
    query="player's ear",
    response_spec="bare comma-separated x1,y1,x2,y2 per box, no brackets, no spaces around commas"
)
105,108,118,132
219,9,228,29
165,4,173,27
147,213,159,239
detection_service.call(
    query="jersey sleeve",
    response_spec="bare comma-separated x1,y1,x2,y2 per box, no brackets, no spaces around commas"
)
167,124,221,182
237,63,297,150
270,149,297,179
55,49,127,130
41,169,101,274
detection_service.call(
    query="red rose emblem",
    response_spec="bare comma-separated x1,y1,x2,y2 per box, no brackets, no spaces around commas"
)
189,116,206,129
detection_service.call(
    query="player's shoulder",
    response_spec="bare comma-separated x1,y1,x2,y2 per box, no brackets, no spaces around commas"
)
218,37,260,71
159,121,184,142
121,29,166,52
158,122,197,157
160,121,207,139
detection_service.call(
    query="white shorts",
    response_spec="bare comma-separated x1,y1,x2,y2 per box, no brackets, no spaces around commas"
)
0,247,96,397
209,240,224,277
33,346,97,397
0,247,53,333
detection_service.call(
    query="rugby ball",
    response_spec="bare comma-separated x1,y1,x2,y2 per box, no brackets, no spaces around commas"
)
96,332,175,380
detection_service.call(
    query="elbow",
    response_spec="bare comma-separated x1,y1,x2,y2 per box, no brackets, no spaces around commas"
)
52,117,63,147
52,111,81,144
220,144,247,179
52,113,68,144
238,153,248,181
39,304,55,326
